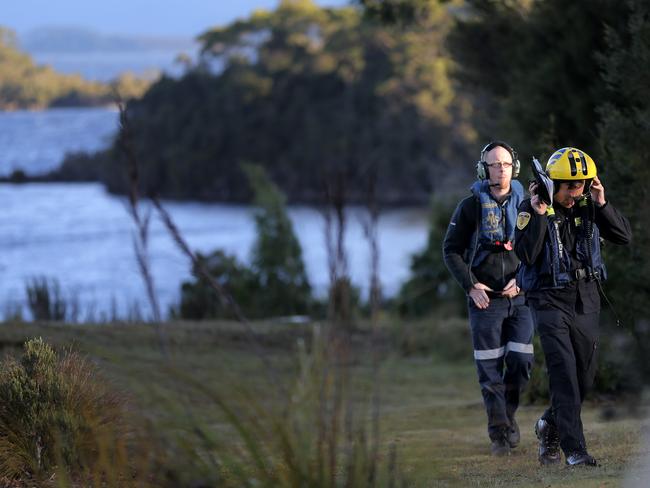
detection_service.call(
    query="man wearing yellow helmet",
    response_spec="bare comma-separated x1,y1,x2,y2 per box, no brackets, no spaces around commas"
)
515,148,632,467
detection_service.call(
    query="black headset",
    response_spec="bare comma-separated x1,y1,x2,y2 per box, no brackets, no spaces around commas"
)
476,140,520,180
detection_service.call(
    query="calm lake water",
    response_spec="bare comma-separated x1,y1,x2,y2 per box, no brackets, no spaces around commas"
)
0,107,119,176
0,108,430,319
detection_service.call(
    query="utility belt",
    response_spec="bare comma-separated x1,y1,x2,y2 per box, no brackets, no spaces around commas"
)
571,267,600,282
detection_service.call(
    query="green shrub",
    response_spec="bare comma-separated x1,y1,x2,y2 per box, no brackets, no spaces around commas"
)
178,250,260,319
0,338,130,483
178,164,312,319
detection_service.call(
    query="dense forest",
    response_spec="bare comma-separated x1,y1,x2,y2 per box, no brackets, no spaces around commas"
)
0,27,150,109
52,0,477,204
51,0,650,207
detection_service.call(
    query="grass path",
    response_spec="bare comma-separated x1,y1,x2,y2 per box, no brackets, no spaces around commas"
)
0,320,646,486
379,356,646,486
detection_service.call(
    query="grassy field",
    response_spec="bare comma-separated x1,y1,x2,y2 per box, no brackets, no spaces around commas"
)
0,319,646,487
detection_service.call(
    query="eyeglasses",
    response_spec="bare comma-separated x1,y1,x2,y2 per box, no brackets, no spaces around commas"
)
486,162,513,169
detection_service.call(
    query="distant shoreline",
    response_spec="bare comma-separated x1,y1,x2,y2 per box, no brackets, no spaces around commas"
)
0,103,118,113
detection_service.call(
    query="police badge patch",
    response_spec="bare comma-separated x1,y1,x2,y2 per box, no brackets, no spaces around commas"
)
517,211,531,230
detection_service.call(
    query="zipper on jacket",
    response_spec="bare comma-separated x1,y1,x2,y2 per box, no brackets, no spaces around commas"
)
501,200,507,288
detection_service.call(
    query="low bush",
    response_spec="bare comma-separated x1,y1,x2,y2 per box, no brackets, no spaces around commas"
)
0,338,132,484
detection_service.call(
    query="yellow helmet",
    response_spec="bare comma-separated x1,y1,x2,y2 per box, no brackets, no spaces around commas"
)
546,147,597,180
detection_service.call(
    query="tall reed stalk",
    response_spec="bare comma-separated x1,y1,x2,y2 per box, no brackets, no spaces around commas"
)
115,98,167,356
113,94,402,487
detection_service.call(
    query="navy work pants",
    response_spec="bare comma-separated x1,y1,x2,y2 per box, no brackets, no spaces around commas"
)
528,282,600,454
468,294,534,440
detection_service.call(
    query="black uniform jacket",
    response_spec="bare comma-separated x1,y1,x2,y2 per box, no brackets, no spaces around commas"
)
514,198,632,313
443,195,520,293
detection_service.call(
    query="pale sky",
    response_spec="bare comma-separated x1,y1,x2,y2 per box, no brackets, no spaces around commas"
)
2,0,351,38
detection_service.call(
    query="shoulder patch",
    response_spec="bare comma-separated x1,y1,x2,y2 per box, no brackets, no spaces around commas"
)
517,211,531,230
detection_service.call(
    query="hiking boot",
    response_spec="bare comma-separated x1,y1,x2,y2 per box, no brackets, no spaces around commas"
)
490,429,511,457
566,449,598,467
534,418,561,465
507,417,520,448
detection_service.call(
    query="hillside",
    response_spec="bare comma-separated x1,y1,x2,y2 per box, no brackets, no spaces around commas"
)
0,27,150,109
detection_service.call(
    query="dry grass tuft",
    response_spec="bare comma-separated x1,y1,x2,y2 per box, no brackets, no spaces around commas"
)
0,338,137,486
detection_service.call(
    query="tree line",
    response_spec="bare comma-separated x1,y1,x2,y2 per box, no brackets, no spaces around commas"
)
0,27,150,110
51,0,476,204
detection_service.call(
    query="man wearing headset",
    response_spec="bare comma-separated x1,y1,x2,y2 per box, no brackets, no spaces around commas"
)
443,141,534,456
515,148,631,466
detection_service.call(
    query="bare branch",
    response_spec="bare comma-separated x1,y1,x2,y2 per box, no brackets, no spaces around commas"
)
151,196,287,397
116,97,166,356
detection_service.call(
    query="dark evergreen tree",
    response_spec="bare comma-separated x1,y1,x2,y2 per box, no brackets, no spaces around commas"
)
243,163,312,316
178,165,312,319
178,250,260,320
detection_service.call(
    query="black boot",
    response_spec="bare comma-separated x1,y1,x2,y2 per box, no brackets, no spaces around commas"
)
507,416,520,448
490,427,511,457
534,418,561,465
566,449,598,466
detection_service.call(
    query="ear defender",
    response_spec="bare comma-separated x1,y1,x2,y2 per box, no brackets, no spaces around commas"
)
478,141,520,179
476,160,489,180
